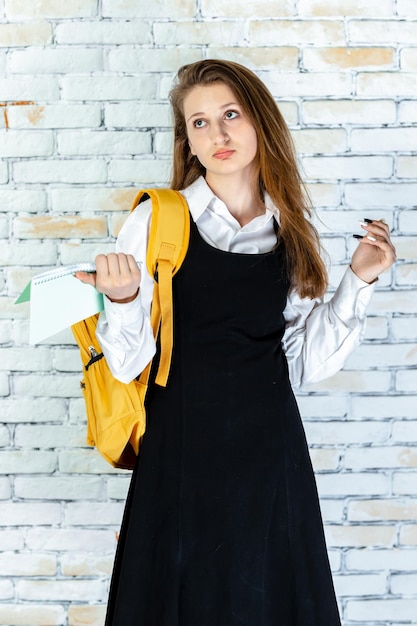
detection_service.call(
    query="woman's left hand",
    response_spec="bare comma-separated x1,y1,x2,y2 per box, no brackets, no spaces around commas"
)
350,219,397,284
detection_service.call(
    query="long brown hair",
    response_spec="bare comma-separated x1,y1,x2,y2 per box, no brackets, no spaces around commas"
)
169,59,327,299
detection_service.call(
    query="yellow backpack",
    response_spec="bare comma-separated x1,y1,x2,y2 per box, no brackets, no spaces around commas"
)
71,189,190,470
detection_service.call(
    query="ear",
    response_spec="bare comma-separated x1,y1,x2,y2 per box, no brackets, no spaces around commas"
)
188,140,196,156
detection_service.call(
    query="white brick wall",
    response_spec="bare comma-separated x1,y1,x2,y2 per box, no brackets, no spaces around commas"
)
1,1,416,625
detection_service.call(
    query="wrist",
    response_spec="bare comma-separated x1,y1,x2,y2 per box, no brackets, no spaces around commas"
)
108,288,140,304
349,265,378,285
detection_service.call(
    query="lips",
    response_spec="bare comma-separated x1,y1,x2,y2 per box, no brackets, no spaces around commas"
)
213,149,235,160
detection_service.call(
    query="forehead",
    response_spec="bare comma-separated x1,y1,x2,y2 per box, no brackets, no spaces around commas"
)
183,82,240,115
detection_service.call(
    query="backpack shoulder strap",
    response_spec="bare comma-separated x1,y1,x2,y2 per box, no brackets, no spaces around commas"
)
131,188,190,387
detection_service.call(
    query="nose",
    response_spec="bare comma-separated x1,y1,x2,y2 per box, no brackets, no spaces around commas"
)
211,120,229,145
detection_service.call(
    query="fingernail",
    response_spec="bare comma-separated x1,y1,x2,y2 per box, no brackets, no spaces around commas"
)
367,235,377,242
359,221,368,227
364,218,373,224
353,234,364,239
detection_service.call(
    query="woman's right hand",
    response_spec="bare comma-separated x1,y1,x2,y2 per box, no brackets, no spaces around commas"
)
74,253,142,304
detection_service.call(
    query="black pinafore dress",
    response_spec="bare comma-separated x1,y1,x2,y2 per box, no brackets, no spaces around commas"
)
105,216,341,626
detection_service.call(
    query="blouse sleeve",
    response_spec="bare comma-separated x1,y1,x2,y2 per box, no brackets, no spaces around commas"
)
95,200,157,384
282,267,376,390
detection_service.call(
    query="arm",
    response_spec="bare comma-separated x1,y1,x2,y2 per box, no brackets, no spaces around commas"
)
283,218,396,389
75,200,156,383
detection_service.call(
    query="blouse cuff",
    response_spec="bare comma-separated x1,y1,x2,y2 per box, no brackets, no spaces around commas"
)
331,266,376,322
101,290,144,332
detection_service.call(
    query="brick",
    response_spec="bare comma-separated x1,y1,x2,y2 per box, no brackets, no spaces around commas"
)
305,370,392,394
358,72,417,97
396,263,417,285
17,579,105,602
396,370,417,392
0,502,61,525
13,159,107,184
0,189,46,214
107,476,131,500
345,447,417,470
56,20,151,44
15,424,85,448
325,524,395,548
346,547,417,571
304,420,390,445
0,242,57,266
7,104,101,129
391,574,417,594
316,472,389,497
351,128,417,152
0,605,66,626
0,77,59,100
263,71,352,97
295,395,348,418
68,605,107,626
392,316,417,340
349,20,417,44
400,525,417,545
0,529,24,550
26,527,115,552
397,157,417,179
316,209,393,233
0,580,13,600
65,501,124,526
62,75,156,101
320,499,345,522
62,553,114,576
0,477,11,500
50,187,138,213
346,598,417,621
0,424,9,446
196,47,299,73
57,130,152,157
310,448,341,471
401,48,417,71
249,19,345,45
153,21,245,46
302,156,393,180
202,0,294,17
393,472,417,495
351,395,417,420
298,0,393,15
13,373,81,398
346,343,417,369
304,47,394,71
112,46,200,73
393,420,417,442
0,451,56,475
399,100,417,123
109,159,171,184
348,498,417,522
345,183,417,208
13,214,107,239
302,99,396,125
0,371,10,395
9,47,102,74
15,476,104,500
291,128,346,154
59,449,123,474
0,347,51,371
58,242,116,265
398,0,417,15
1,394,66,424
0,22,52,46
5,0,97,18
105,103,171,128
102,0,195,18
0,552,56,576
306,183,341,207
54,348,83,372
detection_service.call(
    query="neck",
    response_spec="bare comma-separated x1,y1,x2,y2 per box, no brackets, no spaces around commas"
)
205,172,265,227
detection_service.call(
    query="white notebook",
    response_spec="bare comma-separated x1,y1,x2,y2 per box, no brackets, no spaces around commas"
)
16,263,104,344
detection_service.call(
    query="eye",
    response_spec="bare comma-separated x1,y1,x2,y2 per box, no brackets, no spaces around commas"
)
225,110,239,120
193,119,206,128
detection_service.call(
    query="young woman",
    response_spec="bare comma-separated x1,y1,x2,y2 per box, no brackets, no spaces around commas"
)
77,60,396,625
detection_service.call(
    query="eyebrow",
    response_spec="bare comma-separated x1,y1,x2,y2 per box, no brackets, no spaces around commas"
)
186,102,241,123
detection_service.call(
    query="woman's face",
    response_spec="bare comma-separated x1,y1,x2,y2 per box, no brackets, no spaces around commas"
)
183,82,258,183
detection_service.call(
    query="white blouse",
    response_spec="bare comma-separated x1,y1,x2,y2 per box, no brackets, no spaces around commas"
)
96,176,376,390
